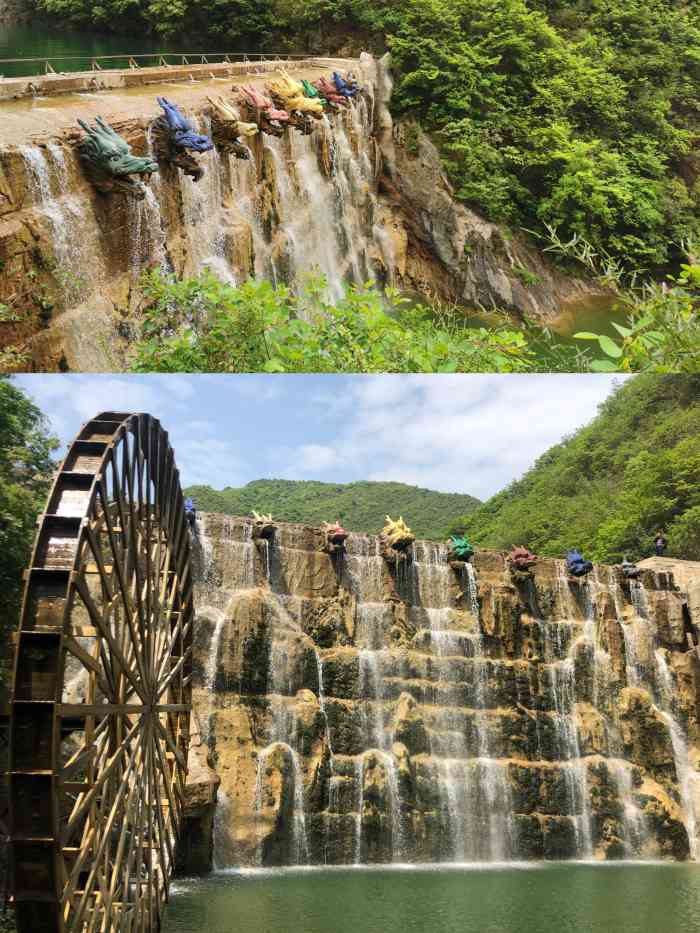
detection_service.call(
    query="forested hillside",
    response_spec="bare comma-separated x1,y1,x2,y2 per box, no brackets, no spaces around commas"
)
183,479,480,540
33,0,700,272
459,375,700,563
0,378,57,687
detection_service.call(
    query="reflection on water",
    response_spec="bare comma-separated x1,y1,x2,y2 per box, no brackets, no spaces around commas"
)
547,293,631,341
403,289,629,344
164,863,700,933
0,25,179,78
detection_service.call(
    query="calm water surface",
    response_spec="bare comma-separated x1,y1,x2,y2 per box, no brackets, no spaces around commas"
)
0,25,179,77
164,863,700,933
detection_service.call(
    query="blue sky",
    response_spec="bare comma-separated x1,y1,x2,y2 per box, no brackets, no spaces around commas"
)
15,375,626,501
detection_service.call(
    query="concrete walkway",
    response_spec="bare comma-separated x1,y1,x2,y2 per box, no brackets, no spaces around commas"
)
0,57,356,143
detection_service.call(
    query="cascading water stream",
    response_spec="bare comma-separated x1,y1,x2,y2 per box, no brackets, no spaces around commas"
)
198,518,699,870
20,144,95,302
545,573,594,858
655,648,699,859
409,544,518,862
251,593,316,866
18,97,393,316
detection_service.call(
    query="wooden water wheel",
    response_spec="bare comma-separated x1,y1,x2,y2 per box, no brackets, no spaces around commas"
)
7,412,194,933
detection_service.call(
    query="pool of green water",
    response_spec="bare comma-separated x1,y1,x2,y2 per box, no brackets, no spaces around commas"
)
164,863,700,933
0,24,180,78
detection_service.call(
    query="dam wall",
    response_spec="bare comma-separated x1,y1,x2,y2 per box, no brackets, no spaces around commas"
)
183,515,700,870
0,55,607,370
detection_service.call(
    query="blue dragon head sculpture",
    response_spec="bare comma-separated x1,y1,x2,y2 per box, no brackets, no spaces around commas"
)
566,549,594,577
152,98,213,180
332,72,359,99
156,98,214,152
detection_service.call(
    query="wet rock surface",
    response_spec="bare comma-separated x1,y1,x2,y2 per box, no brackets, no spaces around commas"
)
1,55,608,368
179,515,700,872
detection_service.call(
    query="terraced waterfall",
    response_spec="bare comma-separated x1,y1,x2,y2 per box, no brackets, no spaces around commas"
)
187,515,700,869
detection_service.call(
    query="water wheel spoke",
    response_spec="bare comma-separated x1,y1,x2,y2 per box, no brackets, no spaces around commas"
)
65,723,149,931
61,716,143,846
147,730,175,885
86,518,152,695
72,575,148,704
150,720,181,846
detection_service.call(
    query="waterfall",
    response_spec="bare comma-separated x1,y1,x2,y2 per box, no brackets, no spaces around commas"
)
546,651,593,857
464,563,480,620
289,748,310,864
630,579,650,619
354,757,365,864
127,186,167,282
655,649,699,859
198,518,699,869
607,760,649,857
356,649,404,859
179,118,237,283
23,102,392,317
618,578,699,859
251,592,315,866
203,611,226,695
359,649,386,749
20,144,94,302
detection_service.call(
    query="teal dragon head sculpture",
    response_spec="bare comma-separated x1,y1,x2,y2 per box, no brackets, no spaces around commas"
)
448,534,474,561
77,117,158,198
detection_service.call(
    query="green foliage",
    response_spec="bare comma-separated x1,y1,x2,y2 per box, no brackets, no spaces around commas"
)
459,376,700,563
184,479,481,541
0,378,59,687
372,0,700,270
574,264,700,372
667,507,700,559
127,270,583,373
32,0,700,271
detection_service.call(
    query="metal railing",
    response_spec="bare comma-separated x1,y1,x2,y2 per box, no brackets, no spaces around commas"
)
0,51,328,80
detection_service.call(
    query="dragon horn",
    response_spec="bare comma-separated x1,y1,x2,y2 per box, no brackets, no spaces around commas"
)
77,118,92,133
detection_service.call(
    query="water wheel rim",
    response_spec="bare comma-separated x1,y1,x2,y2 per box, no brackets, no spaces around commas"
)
8,411,194,933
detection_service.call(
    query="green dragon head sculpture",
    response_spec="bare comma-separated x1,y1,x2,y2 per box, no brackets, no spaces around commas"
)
77,117,158,198
448,535,474,561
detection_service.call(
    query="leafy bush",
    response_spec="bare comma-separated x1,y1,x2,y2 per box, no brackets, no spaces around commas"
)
126,270,583,373
538,228,700,372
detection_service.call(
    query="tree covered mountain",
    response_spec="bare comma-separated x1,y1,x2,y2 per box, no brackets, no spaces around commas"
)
183,479,480,540
458,375,700,563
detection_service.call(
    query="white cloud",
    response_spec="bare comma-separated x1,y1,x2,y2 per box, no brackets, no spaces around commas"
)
296,444,341,471
16,374,629,504
287,375,628,500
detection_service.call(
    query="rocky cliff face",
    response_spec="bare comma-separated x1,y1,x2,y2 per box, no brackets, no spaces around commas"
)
1,55,607,369
368,55,607,321
184,515,700,872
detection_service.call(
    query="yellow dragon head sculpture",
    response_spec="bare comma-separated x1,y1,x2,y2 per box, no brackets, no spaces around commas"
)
381,516,415,549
